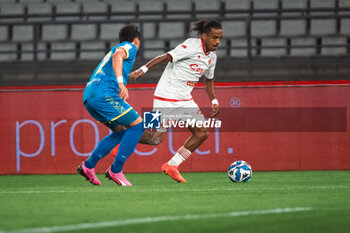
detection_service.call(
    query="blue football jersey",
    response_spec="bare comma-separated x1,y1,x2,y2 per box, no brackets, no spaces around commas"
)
88,41,137,92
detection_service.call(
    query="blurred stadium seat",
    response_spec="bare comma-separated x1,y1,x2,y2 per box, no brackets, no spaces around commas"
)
82,1,108,21
55,2,81,21
310,0,337,35
12,25,33,42
261,38,287,57
166,0,192,19
80,41,106,60
138,0,163,19
19,0,44,3
322,37,347,55
0,43,17,62
340,19,350,34
71,24,97,41
290,38,317,56
143,39,165,59
280,0,307,36
251,20,276,37
27,3,52,22
231,39,250,57
223,0,250,17
0,26,8,41
21,42,46,61
194,0,222,18
251,0,278,37
100,23,123,41
42,24,67,41
142,23,157,39
159,22,184,39
0,3,25,22
50,42,76,60
109,1,136,20
222,21,246,37
280,19,306,36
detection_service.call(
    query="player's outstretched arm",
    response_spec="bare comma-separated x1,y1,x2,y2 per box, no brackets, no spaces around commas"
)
204,77,220,117
130,53,172,81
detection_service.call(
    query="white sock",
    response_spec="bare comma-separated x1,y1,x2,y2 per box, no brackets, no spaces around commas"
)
168,146,192,166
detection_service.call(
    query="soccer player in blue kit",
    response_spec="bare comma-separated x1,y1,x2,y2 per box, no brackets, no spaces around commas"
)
77,24,144,186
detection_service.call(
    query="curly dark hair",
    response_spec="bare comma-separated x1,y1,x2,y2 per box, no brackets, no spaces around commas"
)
119,24,141,43
192,18,222,35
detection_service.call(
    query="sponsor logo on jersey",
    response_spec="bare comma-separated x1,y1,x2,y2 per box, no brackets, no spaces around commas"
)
189,64,206,74
186,81,197,87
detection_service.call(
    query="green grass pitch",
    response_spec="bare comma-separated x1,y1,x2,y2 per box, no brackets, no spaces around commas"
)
0,171,349,233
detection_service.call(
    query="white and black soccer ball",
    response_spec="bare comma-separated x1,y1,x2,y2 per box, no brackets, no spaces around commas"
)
228,160,252,183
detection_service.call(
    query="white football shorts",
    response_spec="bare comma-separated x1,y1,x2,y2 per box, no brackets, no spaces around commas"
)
153,98,206,132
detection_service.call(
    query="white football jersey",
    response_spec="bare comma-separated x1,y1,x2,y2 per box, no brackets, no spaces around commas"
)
154,38,217,101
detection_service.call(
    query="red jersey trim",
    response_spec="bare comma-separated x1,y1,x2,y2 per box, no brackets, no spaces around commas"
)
154,95,193,102
201,38,210,56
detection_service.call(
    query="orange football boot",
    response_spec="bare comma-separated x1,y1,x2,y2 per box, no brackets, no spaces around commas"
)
161,163,186,183
111,144,119,157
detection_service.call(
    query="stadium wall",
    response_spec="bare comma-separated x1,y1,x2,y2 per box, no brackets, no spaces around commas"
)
1,81,350,175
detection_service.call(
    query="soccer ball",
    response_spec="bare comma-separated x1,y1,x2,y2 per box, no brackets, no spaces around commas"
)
227,160,252,183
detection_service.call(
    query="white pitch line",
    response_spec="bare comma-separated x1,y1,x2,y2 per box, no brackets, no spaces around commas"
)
0,207,312,233
0,185,349,195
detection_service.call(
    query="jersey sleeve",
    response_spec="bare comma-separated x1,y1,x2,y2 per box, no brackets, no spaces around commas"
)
119,43,135,59
204,54,217,79
168,39,196,63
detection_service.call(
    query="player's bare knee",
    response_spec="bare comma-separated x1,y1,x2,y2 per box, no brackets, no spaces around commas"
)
147,132,165,145
148,136,161,145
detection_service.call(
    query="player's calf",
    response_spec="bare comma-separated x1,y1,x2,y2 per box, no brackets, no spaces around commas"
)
194,129,209,143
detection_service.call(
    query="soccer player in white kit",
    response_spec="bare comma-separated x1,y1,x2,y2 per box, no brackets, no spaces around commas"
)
130,19,223,183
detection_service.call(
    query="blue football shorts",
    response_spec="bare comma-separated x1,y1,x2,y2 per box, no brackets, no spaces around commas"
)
84,94,140,130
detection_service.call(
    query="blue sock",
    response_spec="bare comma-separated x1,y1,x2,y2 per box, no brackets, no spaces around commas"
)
111,122,144,173
85,130,125,169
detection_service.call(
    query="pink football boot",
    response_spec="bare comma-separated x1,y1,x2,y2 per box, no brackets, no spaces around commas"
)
77,162,101,186
105,167,132,186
